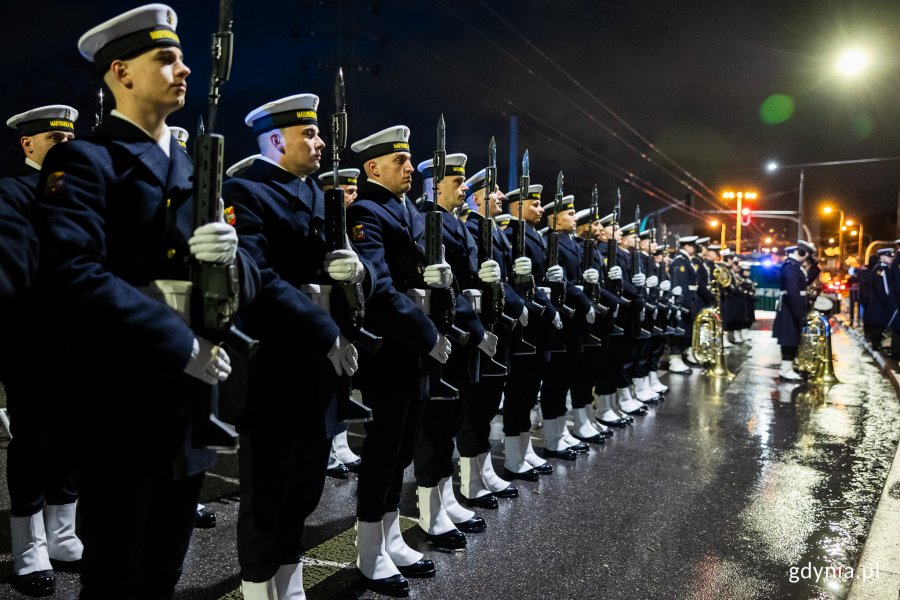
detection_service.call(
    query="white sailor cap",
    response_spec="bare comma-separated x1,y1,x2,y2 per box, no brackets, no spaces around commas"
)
619,221,638,236
740,261,751,269
575,208,596,226
638,228,654,240
707,243,722,252
6,105,78,136
542,195,575,214
245,94,319,136
417,153,467,179
494,213,512,225
721,247,732,257
678,235,699,245
599,213,615,226
78,4,180,70
894,239,900,246
351,125,411,162
877,248,894,257
797,240,816,255
695,236,710,245
169,126,188,148
225,154,261,178
318,168,360,187
464,168,487,197
504,185,543,210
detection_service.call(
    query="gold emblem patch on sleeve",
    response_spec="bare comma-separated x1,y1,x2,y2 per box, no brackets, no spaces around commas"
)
224,206,236,225
44,171,65,195
352,224,366,241
679,265,685,272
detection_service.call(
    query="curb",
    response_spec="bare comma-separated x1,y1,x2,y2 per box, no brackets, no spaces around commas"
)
837,322,900,600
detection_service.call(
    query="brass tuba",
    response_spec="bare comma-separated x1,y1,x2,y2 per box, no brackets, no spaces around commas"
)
796,310,841,385
691,263,734,378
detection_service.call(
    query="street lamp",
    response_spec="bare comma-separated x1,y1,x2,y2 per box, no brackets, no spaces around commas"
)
822,205,845,271
836,48,870,78
765,156,900,240
722,190,756,253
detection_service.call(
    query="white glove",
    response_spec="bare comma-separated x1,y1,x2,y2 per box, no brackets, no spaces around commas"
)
424,262,453,289
646,275,659,288
660,280,671,292
551,312,563,330
672,285,683,297
613,304,620,318
324,249,365,283
585,306,596,324
190,221,238,264
478,260,501,284
632,273,646,287
478,331,499,357
326,335,358,376
608,266,623,281
429,334,452,364
513,256,532,276
583,268,600,284
546,264,564,283
518,306,529,327
183,337,231,385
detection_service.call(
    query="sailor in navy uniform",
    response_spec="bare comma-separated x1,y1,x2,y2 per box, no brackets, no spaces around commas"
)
864,249,895,348
570,207,619,441
630,228,661,404
1,104,80,597
222,94,372,598
36,6,259,596
317,167,364,478
668,236,699,374
502,185,560,481
773,241,815,380
646,241,671,394
346,125,450,596
412,154,499,548
539,195,595,459
615,221,650,415
592,212,631,427
456,169,525,507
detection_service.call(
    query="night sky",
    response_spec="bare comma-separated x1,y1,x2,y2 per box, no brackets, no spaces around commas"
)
4,0,900,244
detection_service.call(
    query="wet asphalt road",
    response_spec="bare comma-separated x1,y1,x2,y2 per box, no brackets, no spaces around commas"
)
0,313,897,599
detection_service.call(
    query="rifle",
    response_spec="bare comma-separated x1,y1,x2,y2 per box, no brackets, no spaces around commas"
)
475,137,515,376
425,114,467,400
659,221,677,335
324,68,377,422
189,0,257,449
510,150,543,355
632,204,651,339
647,216,664,335
93,88,103,133
578,184,606,346
545,171,575,319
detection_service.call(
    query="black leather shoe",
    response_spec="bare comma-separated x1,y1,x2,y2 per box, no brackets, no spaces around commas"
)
454,516,486,533
493,484,519,498
640,395,660,404
397,559,436,578
600,416,628,428
623,406,648,416
623,414,635,423
49,557,82,573
326,464,349,479
356,571,410,597
532,462,553,474
543,447,577,460
425,528,467,550
464,494,498,509
567,441,591,452
573,433,605,444
596,428,614,438
10,570,55,597
503,467,539,481
194,507,217,529
343,458,362,474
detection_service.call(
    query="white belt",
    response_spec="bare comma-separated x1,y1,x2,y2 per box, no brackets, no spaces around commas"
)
139,279,192,325
462,289,482,313
301,283,332,316
688,285,698,291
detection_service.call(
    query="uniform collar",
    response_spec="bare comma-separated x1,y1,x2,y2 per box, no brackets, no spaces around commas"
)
110,110,171,157
24,158,41,171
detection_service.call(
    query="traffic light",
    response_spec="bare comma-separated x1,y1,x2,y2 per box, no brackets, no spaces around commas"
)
741,206,752,226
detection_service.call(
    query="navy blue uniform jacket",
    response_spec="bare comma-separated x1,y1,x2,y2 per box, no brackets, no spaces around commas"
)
222,158,375,436
464,212,525,320
772,257,807,347
865,263,895,328
36,117,260,478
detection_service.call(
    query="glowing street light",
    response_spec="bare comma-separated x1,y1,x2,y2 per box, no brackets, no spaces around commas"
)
722,190,756,253
764,237,772,244
836,48,870,78
821,204,846,270
765,161,779,173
